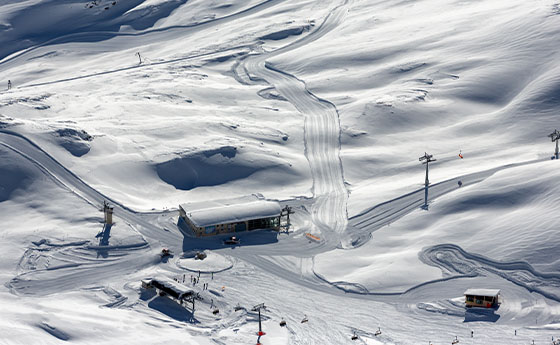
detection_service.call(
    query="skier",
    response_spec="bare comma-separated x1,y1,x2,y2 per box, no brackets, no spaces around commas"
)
7,80,11,90
459,150,464,159
458,180,463,187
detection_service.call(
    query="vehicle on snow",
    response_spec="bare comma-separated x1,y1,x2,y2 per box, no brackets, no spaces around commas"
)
224,236,240,245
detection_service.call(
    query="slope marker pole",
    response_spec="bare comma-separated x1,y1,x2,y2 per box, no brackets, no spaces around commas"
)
549,129,560,160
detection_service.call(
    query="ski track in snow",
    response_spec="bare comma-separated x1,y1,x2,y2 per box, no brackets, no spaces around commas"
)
419,243,560,303
2,127,556,305
12,45,255,90
3,107,560,344
346,159,541,248
0,0,287,67
2,2,560,340
233,0,350,244
0,130,178,295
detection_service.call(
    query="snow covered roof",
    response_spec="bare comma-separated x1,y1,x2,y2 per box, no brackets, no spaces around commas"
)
179,194,282,227
151,277,194,298
464,289,500,296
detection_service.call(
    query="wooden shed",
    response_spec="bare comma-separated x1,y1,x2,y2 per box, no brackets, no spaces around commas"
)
179,194,281,237
464,288,501,308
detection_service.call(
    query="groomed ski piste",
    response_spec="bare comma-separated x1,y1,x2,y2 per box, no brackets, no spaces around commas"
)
1,0,560,344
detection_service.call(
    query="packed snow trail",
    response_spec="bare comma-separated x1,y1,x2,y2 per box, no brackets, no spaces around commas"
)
234,2,350,244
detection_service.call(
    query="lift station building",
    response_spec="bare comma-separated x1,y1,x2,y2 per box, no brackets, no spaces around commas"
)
179,194,282,237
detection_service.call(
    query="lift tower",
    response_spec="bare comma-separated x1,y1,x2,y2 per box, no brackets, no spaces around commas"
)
252,303,266,345
252,303,266,337
419,152,436,187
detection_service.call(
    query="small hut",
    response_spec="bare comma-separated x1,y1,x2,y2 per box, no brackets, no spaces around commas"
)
143,278,194,303
464,288,501,308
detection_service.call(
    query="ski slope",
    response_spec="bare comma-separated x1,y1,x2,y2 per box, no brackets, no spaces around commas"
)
1,0,560,344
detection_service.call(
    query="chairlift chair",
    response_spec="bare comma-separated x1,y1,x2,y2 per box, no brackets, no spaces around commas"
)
375,327,382,336
301,315,308,323
279,319,286,327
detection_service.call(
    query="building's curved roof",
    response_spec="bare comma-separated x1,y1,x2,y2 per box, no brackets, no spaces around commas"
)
180,194,281,228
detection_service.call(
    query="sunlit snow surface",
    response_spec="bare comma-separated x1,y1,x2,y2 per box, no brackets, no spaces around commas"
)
1,0,560,344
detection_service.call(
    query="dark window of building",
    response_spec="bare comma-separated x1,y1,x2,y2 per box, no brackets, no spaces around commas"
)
248,218,268,230
235,222,246,232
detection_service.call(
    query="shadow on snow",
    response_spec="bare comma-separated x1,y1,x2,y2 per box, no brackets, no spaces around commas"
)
178,217,279,253
464,307,500,323
148,296,199,324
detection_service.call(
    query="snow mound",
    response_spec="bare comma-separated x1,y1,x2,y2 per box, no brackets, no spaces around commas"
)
53,127,93,157
176,251,233,273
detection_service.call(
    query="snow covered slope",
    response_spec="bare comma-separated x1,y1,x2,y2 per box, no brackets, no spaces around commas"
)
1,0,560,344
